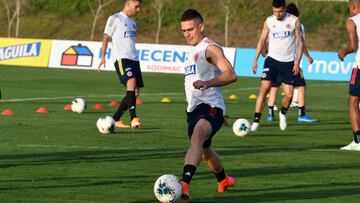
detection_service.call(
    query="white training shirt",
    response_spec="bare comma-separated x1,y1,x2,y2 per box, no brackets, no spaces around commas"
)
267,13,298,62
184,37,225,113
104,12,138,62
350,13,360,63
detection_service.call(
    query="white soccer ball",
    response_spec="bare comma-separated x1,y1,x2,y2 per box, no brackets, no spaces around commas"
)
71,98,86,113
96,116,115,134
154,174,182,203
232,118,250,137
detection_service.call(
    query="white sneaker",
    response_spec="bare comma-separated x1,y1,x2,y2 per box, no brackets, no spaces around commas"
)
279,112,287,131
250,122,259,132
290,102,298,108
340,141,360,151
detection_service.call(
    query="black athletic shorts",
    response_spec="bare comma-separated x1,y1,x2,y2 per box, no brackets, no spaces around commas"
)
262,57,295,86
187,103,224,148
272,69,306,87
114,58,144,88
349,67,360,96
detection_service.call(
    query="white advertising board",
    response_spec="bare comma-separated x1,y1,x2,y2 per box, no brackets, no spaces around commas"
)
49,40,236,74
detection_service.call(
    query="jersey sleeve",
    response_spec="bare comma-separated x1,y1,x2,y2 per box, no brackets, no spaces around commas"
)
104,15,117,37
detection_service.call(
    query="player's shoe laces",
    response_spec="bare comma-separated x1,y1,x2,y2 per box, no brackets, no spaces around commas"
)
131,117,141,129
267,114,274,122
250,122,259,131
298,114,317,123
217,176,235,193
115,120,130,128
279,112,287,131
181,181,189,200
340,141,360,151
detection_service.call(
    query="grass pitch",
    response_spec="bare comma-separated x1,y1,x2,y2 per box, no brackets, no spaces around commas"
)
0,65,359,203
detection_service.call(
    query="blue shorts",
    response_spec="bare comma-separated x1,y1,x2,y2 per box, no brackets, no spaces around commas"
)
114,59,144,88
186,103,224,148
349,67,360,96
272,69,306,87
262,57,295,86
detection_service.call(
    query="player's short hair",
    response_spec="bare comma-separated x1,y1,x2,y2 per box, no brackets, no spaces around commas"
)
350,0,360,7
181,9,204,23
287,3,299,17
273,0,286,8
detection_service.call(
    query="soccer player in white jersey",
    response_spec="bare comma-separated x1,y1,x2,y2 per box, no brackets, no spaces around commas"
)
251,0,303,132
180,9,237,200
338,0,360,151
266,3,317,123
98,0,143,129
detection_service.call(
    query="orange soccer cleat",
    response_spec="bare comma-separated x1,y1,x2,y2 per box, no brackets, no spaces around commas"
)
181,181,189,200
131,117,141,129
115,120,130,128
217,176,235,193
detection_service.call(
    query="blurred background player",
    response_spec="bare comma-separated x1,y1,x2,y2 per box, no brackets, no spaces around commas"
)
98,0,143,129
180,9,237,200
265,3,317,123
250,0,304,131
338,0,360,151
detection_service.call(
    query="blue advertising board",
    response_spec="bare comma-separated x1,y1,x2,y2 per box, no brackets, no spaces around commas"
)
234,48,356,81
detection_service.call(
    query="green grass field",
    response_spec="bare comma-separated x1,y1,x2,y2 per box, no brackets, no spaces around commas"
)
0,65,359,203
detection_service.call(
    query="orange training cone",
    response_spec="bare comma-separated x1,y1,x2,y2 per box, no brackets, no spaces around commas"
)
2,109,14,115
93,104,104,109
109,101,120,107
36,107,48,113
64,104,72,111
136,99,143,105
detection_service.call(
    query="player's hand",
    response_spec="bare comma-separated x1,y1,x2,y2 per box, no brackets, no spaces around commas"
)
307,56,314,64
293,63,300,75
338,50,346,61
97,59,106,72
252,62,258,74
193,80,209,90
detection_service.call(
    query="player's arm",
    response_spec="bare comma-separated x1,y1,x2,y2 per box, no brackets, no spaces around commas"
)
252,19,270,74
98,34,111,72
293,19,304,75
338,18,357,61
303,42,313,64
192,45,237,90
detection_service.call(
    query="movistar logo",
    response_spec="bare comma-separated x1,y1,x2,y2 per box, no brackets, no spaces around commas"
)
0,42,41,61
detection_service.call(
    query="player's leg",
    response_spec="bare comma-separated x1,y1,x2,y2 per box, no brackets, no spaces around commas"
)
203,148,235,193
341,95,360,150
130,60,144,128
267,86,279,121
295,69,317,123
297,85,317,122
181,118,212,199
279,83,293,131
251,80,271,131
113,59,131,128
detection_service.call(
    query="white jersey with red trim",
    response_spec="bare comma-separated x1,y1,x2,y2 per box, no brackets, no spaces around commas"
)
184,37,225,113
104,12,138,62
267,13,298,62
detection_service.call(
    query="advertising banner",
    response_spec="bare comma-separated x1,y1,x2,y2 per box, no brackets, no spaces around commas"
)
48,39,236,74
0,38,52,67
234,48,356,81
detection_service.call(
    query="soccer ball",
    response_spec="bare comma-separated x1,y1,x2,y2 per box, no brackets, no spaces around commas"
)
71,98,86,113
154,174,182,203
96,116,115,134
232,118,250,137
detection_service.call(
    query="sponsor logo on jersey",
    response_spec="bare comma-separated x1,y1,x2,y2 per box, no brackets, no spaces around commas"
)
124,31,136,38
0,42,41,61
272,31,290,38
185,64,196,76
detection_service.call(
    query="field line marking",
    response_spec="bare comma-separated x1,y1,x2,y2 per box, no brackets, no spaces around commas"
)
0,83,346,103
